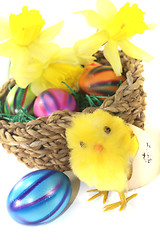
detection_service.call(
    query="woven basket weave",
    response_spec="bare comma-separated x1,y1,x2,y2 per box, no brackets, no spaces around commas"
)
0,51,146,171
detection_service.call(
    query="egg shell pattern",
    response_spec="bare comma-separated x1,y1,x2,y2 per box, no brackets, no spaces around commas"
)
33,88,77,117
4,84,36,115
7,169,72,225
79,65,126,97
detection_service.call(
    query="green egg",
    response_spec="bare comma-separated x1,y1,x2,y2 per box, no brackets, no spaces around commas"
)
4,84,36,115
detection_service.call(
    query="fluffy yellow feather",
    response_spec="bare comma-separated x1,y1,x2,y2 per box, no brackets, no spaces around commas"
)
66,109,139,211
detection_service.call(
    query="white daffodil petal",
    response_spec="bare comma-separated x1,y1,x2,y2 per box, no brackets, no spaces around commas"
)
96,0,117,21
119,39,153,62
0,17,11,41
103,40,122,76
37,20,64,43
74,10,107,29
28,42,60,63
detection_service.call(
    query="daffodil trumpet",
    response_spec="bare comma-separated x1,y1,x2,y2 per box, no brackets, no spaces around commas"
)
74,0,155,76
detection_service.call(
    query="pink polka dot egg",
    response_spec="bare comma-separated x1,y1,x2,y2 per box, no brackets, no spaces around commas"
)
33,88,77,117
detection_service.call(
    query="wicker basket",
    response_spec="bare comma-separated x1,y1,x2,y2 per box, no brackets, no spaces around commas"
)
0,51,146,171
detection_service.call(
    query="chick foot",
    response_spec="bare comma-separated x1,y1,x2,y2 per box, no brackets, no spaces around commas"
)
87,189,109,204
103,192,137,212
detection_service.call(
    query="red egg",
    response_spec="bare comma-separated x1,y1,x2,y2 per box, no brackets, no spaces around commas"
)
79,64,126,98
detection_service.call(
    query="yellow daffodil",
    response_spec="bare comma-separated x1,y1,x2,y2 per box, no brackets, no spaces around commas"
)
75,0,155,75
0,6,64,64
11,47,83,96
54,46,96,65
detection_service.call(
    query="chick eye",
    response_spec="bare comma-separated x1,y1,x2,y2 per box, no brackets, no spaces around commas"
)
104,126,111,134
80,141,86,148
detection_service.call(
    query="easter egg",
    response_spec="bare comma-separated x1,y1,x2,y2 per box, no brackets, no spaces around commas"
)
79,65,126,98
7,169,72,225
128,125,159,190
4,84,36,115
33,88,77,117
83,62,102,72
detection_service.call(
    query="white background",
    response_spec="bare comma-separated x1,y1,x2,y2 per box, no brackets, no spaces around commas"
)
0,0,160,239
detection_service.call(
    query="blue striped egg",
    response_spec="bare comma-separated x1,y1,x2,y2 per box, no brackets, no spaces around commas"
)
7,169,72,225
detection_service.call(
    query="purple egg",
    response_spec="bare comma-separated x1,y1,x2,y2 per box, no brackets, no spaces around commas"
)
33,88,77,117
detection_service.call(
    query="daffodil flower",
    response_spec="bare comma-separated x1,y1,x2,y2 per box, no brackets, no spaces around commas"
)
0,6,64,64
74,0,155,75
54,46,96,65
11,47,83,96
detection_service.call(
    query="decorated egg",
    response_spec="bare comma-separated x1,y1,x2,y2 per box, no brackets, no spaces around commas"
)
33,88,77,117
4,84,36,115
83,62,102,72
79,65,126,98
7,169,72,225
128,125,159,190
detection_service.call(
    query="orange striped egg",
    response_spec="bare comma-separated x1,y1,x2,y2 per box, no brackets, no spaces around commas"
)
79,64,126,98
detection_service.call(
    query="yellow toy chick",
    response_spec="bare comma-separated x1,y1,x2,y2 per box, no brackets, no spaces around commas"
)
66,109,139,211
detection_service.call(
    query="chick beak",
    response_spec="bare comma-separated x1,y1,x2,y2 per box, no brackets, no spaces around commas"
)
94,144,103,152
